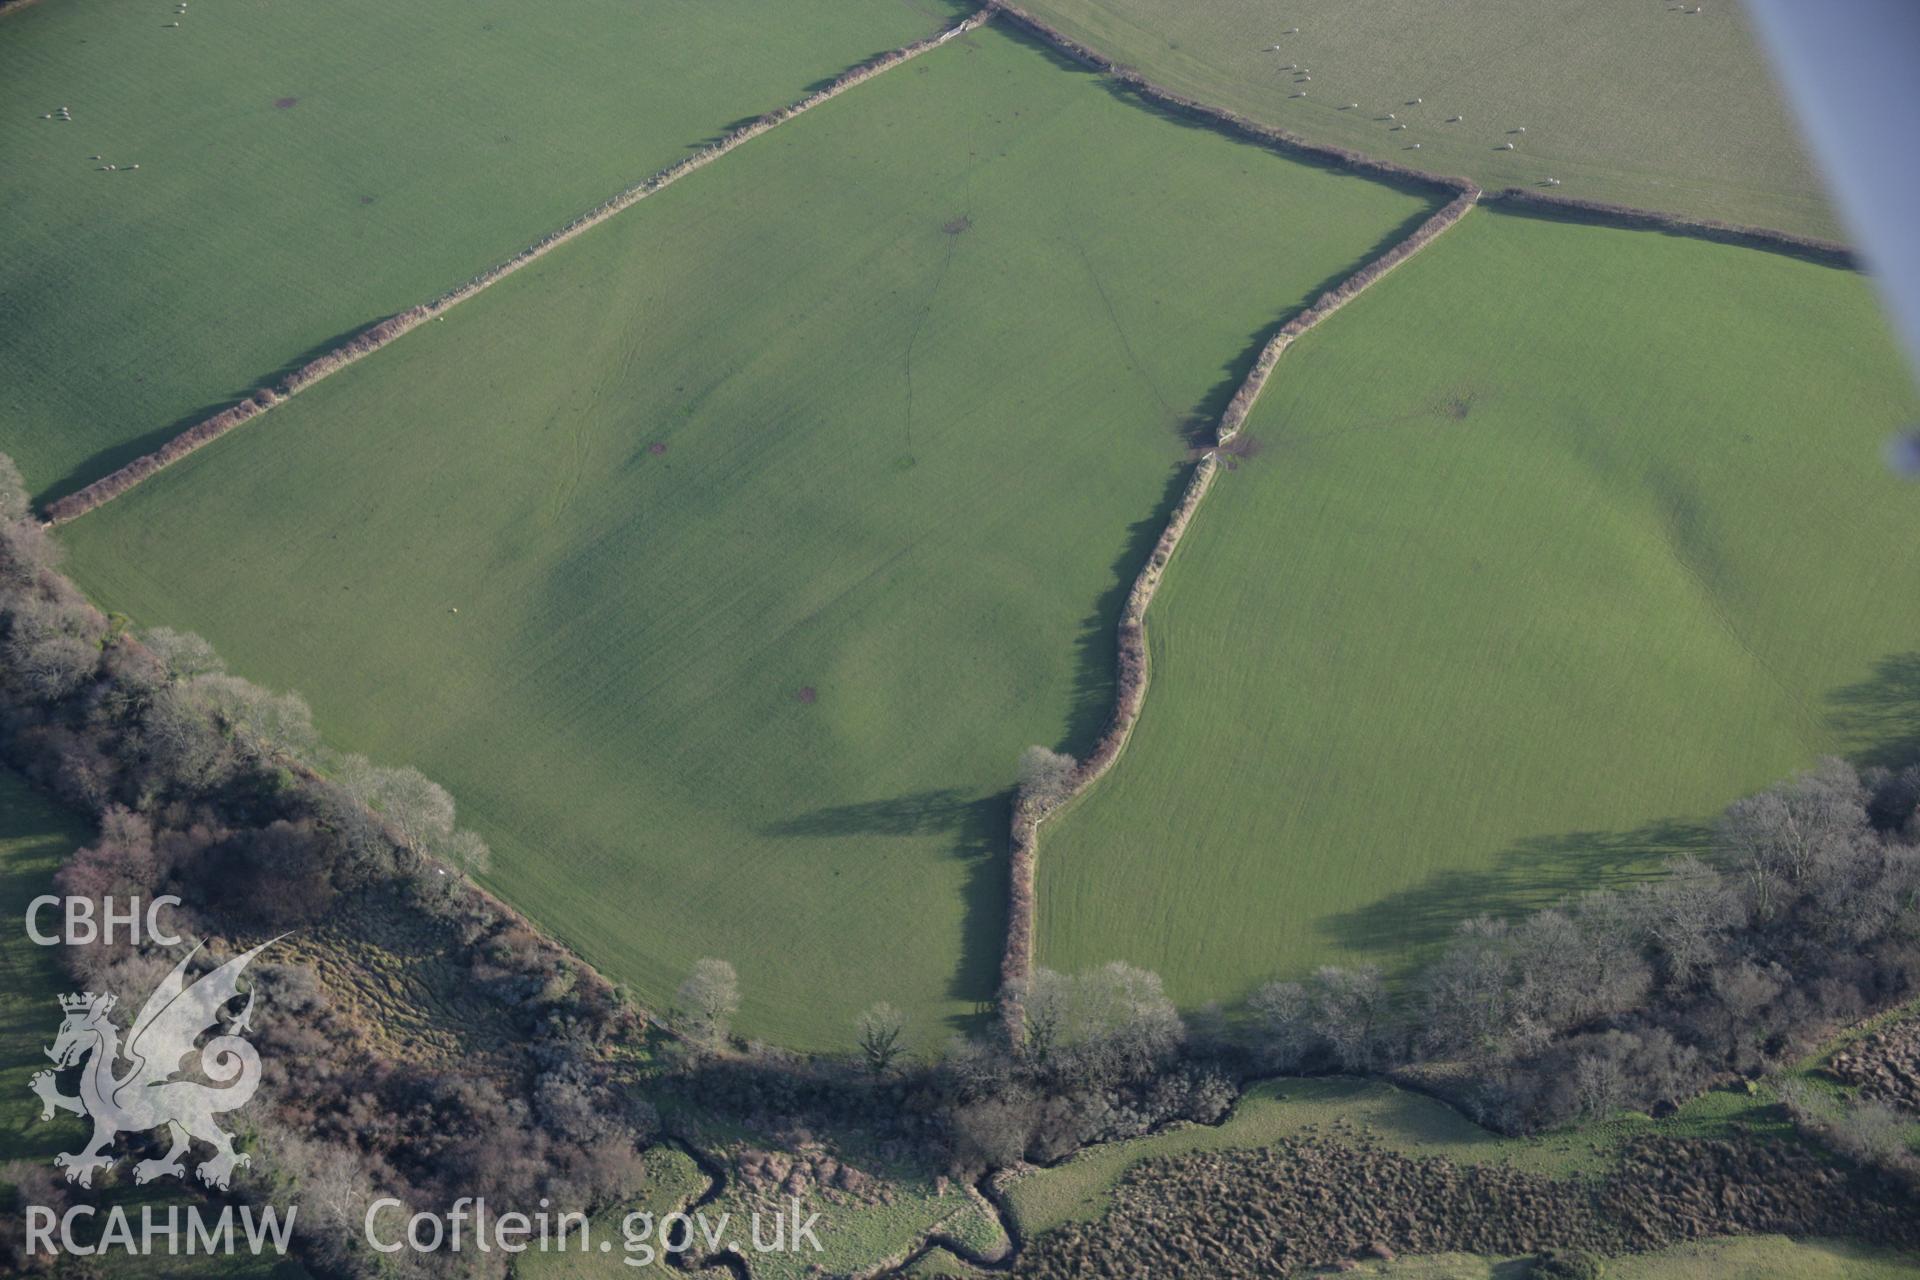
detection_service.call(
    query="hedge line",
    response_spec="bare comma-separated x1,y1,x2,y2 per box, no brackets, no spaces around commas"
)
1481,187,1857,268
1218,189,1478,442
996,183,1478,1043
1001,456,1218,1038
42,5,995,525
987,2,1856,269
987,3,1475,199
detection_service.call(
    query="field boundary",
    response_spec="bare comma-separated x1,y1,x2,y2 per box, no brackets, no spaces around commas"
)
986,3,1857,267
1481,188,1855,268
999,188,1481,1040
988,2,1474,201
40,5,995,525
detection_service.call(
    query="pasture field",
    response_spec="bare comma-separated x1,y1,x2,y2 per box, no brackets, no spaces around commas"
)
0,0,973,500
1011,0,1837,238
1035,207,1920,1010
54,25,1437,1049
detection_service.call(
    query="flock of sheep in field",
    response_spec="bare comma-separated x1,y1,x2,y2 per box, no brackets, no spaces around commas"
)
1257,27,1551,175
32,2,200,172
33,2,191,172
1257,6,1710,188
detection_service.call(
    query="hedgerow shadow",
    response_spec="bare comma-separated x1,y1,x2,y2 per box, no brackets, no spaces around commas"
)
1062,464,1191,753
32,316,386,507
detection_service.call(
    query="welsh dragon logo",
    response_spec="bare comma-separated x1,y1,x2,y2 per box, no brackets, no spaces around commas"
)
30,940,277,1191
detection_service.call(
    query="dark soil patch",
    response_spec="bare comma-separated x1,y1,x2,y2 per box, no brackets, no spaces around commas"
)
1830,1014,1920,1112
359,195,376,206
647,442,669,456
1442,390,1477,420
273,97,298,109
942,214,972,236
796,686,817,705
1009,1135,1920,1277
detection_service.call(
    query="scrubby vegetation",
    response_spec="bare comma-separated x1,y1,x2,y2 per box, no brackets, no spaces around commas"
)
0,471,649,1275
1248,757,1920,1133
1006,1135,1920,1277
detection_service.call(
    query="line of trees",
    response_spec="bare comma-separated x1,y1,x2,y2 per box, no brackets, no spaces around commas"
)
1249,757,1920,1133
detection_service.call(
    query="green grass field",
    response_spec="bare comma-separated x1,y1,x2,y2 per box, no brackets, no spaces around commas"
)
1013,0,1837,238
0,0,974,500
54,25,1436,1050
1036,207,1920,1010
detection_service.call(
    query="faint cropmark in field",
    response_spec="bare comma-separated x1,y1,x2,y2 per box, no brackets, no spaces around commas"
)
31,939,279,1190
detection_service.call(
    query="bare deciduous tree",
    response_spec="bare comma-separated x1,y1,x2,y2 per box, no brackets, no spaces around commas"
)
1016,745,1078,811
192,674,318,762
678,958,740,1048
142,627,226,682
858,1002,907,1075
1311,965,1389,1071
1249,979,1316,1069
335,756,456,859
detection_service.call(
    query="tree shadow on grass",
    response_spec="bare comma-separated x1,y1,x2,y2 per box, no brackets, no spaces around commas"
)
1317,816,1712,969
1825,652,1920,771
764,787,998,845
764,787,1008,1036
